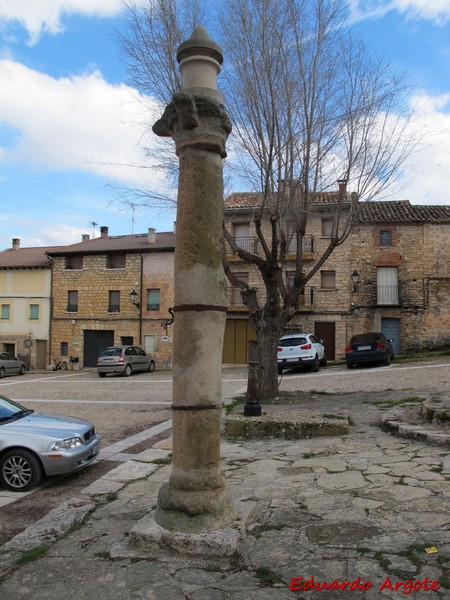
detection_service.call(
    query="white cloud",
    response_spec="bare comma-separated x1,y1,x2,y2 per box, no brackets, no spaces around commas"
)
0,0,124,45
351,0,450,24
384,91,450,204
0,59,164,188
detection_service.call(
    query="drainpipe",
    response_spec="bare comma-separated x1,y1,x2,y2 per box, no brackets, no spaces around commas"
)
46,253,54,368
138,253,143,346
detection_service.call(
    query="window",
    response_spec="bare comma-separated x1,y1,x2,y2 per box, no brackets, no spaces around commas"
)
147,289,160,311
233,223,250,251
60,342,68,356
1,304,10,319
66,255,83,269
107,254,126,269
322,219,334,237
377,267,398,305
121,336,133,345
321,271,336,290
380,230,393,246
108,290,120,312
29,304,39,320
286,271,295,290
67,290,78,312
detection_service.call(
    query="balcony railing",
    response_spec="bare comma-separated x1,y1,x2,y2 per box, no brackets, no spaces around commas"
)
287,234,314,255
228,286,313,308
225,235,314,257
377,285,399,305
225,237,259,256
228,287,247,307
108,304,120,313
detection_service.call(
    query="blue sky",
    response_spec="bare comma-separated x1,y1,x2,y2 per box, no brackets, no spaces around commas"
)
1,0,450,248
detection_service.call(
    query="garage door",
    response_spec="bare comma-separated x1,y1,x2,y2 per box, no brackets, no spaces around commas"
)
83,330,114,367
222,319,257,364
381,318,400,355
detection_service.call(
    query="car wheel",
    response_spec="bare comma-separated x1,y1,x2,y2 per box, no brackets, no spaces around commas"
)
123,364,132,377
0,367,5,379
60,361,67,371
98,372,106,378
384,355,391,366
148,361,155,373
347,362,353,369
311,356,319,372
19,365,26,375
320,353,327,367
0,449,43,492
278,367,283,375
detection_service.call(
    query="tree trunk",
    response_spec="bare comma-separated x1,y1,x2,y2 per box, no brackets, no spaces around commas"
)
254,318,283,399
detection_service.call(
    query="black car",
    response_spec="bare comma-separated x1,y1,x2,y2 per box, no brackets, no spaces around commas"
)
345,332,394,368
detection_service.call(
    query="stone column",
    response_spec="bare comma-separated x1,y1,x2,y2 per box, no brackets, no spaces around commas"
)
152,26,236,533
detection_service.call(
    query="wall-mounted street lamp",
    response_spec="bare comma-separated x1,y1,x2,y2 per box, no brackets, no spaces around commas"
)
351,270,360,292
129,289,140,309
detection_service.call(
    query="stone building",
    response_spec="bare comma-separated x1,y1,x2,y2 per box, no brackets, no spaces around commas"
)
0,239,56,369
223,189,354,362
349,200,450,354
223,194,450,362
47,227,175,368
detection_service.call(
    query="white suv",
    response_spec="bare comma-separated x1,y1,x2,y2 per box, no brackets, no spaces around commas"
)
277,334,326,374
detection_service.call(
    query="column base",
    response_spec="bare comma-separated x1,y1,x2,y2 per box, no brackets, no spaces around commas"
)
129,511,240,557
154,481,237,534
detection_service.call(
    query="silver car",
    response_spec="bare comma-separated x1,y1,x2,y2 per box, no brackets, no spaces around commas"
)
97,345,155,377
277,333,327,374
0,395,101,492
0,352,26,378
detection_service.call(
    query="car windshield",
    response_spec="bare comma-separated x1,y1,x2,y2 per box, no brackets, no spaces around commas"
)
350,333,382,344
100,348,122,357
279,337,307,347
0,396,33,423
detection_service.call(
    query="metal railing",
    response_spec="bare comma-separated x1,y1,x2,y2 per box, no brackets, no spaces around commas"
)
377,285,399,305
287,234,314,254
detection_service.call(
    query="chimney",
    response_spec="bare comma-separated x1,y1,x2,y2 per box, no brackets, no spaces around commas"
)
81,234,90,242
100,226,109,239
337,179,347,195
12,238,20,250
147,228,156,243
173,221,176,234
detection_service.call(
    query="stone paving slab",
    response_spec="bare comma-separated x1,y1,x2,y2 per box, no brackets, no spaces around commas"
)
1,400,450,599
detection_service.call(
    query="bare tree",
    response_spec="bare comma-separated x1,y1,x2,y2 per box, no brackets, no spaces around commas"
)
218,0,415,397
115,0,206,208
119,0,416,397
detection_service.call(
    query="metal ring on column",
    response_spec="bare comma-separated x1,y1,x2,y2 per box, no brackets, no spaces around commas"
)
173,304,228,313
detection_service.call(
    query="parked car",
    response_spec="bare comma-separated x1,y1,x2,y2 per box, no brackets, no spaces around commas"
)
277,333,327,374
0,352,26,378
0,395,100,491
345,332,394,368
97,345,155,377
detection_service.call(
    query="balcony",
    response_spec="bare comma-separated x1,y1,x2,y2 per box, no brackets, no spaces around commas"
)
108,304,121,313
225,235,314,260
225,237,259,258
286,234,314,258
228,286,248,310
376,285,399,305
227,286,314,311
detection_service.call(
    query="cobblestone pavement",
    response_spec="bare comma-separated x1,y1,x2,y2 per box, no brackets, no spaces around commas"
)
0,359,449,599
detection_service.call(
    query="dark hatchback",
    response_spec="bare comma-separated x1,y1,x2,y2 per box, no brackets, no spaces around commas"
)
345,332,395,368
